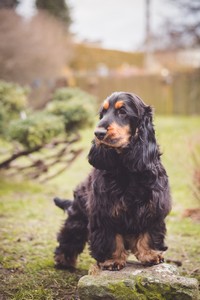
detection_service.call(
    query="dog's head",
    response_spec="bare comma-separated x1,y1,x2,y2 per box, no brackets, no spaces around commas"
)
94,92,147,149
88,92,159,171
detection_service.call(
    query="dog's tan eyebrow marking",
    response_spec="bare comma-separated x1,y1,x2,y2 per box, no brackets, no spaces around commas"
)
115,100,124,109
103,100,109,110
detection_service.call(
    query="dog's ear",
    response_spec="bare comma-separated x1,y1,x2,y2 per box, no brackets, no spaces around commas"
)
122,106,160,172
139,106,160,169
88,141,118,170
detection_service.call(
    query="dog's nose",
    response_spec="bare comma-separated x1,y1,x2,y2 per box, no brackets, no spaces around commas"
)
94,128,107,140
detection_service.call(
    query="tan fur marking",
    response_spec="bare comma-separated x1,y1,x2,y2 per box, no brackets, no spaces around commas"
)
99,122,131,148
133,233,164,265
88,263,101,275
113,234,127,259
55,253,66,265
115,100,124,109
103,100,109,110
94,137,101,146
54,253,77,268
98,234,128,270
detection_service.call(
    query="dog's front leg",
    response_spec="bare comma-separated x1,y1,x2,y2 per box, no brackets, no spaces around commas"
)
89,228,128,271
133,233,165,265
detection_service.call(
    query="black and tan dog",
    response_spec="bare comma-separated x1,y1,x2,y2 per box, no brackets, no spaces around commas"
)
54,92,171,271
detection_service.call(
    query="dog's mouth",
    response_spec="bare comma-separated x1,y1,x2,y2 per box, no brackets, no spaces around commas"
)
96,137,127,148
94,123,131,149
96,133,131,149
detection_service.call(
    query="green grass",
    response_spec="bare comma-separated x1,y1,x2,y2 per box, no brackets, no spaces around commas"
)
0,116,200,299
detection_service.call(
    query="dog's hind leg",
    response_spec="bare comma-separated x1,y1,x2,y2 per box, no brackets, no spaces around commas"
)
54,199,88,269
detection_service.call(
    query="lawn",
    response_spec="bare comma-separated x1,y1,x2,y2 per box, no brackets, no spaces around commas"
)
0,116,200,299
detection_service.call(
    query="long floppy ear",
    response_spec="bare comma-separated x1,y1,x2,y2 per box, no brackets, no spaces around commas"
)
121,106,160,172
139,106,159,169
88,141,118,170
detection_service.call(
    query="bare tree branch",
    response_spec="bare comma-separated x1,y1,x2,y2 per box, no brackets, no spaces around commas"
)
0,146,42,169
153,0,200,50
40,149,83,183
1,132,83,181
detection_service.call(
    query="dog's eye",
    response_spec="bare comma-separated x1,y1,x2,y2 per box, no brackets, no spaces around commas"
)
117,108,126,117
99,109,106,119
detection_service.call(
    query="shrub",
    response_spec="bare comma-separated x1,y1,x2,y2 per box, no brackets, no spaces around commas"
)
47,87,96,131
0,81,28,135
2,86,96,149
51,87,87,102
0,85,96,180
8,112,65,150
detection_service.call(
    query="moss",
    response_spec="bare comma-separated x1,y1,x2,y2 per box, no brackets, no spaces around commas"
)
134,276,170,300
135,276,198,300
0,268,81,300
78,278,144,300
13,288,53,300
108,281,146,300
78,272,199,300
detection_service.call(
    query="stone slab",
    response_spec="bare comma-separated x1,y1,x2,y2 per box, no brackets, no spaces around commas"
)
78,262,199,300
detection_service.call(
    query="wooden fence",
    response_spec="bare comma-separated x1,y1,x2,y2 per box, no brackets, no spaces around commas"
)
75,70,200,115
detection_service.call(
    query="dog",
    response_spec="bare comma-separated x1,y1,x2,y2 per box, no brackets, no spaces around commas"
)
54,92,171,271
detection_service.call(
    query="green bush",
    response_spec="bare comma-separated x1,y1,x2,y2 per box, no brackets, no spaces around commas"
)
8,112,65,149
47,87,96,131
51,87,91,102
0,81,28,135
47,100,93,131
1,84,96,151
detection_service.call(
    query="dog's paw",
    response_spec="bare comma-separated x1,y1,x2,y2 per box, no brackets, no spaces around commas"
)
136,251,164,266
143,254,164,266
98,259,126,271
54,253,76,270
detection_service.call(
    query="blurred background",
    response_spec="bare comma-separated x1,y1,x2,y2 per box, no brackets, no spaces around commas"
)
0,1,200,299
0,0,200,112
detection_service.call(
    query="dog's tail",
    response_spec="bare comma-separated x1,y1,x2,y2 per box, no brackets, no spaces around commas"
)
54,197,72,213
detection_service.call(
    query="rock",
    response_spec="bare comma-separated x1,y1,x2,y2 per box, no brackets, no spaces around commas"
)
78,262,199,300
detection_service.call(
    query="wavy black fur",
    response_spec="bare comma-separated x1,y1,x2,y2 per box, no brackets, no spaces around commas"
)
55,92,171,269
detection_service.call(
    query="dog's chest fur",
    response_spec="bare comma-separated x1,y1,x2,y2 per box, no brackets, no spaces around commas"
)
89,169,154,234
